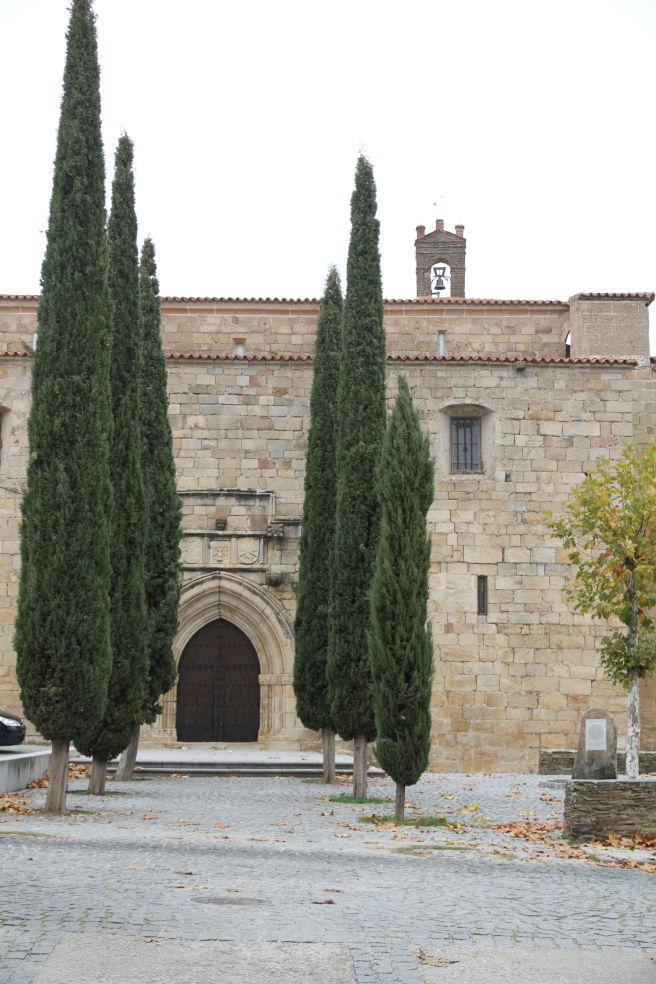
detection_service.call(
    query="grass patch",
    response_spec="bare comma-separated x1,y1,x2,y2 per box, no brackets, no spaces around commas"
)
301,779,332,785
111,776,152,782
0,829,62,838
328,793,393,805
358,813,456,828
69,790,130,797
393,843,475,855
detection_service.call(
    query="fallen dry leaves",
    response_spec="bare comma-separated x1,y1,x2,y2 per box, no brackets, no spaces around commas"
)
485,820,656,873
598,831,656,850
29,763,92,787
311,898,335,905
0,792,33,814
418,949,459,967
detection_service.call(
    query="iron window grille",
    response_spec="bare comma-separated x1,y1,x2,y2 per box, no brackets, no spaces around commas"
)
450,417,482,472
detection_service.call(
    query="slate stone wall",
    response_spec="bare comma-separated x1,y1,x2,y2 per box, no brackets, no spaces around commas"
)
539,749,656,775
564,779,656,839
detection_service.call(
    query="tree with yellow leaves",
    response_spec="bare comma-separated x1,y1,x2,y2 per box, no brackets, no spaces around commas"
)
547,439,656,778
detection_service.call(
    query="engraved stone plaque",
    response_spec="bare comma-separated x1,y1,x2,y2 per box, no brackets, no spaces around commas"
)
573,708,617,780
237,538,260,565
181,536,203,566
209,540,230,566
585,718,607,752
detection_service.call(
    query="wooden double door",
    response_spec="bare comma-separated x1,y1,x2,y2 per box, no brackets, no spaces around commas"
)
176,619,260,742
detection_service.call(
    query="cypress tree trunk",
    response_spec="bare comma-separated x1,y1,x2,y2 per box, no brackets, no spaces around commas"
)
369,377,435,805
294,268,342,782
88,757,107,796
76,135,148,784
14,0,112,816
327,157,386,802
353,736,368,798
395,783,405,823
45,741,69,816
115,723,140,781
321,726,336,783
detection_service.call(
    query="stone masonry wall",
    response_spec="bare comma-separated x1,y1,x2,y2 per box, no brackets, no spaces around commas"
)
0,298,570,360
0,358,32,715
0,333,654,771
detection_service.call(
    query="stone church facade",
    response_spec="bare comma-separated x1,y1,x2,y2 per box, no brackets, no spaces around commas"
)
0,222,654,771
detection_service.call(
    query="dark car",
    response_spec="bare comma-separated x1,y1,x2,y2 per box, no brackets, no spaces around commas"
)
0,710,26,746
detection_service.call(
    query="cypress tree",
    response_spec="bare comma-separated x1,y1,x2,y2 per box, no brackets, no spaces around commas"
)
369,376,434,822
14,0,112,814
115,238,181,781
327,156,386,797
294,266,343,782
76,134,148,794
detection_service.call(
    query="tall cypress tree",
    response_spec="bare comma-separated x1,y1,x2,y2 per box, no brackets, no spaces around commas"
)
294,266,343,782
15,0,112,815
76,135,148,794
369,376,434,821
327,156,386,797
115,238,181,781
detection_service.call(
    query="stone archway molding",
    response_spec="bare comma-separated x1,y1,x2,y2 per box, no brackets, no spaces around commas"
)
158,572,297,740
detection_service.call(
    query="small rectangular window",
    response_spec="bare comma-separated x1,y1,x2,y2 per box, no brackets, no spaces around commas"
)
451,417,481,472
477,575,488,615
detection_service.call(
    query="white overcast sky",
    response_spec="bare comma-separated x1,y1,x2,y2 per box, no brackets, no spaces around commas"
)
1,0,655,342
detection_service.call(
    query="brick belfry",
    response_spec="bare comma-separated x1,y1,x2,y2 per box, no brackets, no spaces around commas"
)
415,219,466,297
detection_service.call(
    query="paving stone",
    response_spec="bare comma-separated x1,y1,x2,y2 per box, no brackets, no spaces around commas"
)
1,771,655,983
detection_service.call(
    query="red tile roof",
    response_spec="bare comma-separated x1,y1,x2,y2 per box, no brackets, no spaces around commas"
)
1,293,652,306
570,292,654,304
0,349,640,371
388,354,637,364
159,296,569,307
166,352,313,362
0,350,638,366
163,353,635,365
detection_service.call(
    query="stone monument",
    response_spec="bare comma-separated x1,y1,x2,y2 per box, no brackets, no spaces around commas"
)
572,708,617,780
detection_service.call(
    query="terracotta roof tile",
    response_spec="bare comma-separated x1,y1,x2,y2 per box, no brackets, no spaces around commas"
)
383,297,567,307
1,293,652,306
570,292,654,304
161,296,321,305
165,352,313,362
389,355,637,364
0,349,638,366
164,353,637,365
160,296,568,307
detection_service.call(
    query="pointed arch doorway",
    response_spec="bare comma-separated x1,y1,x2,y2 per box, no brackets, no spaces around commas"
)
176,618,260,742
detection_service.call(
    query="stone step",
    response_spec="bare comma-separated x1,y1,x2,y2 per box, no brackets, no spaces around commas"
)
102,761,383,779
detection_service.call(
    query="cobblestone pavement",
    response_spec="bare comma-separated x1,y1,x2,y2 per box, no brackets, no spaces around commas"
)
2,770,656,982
